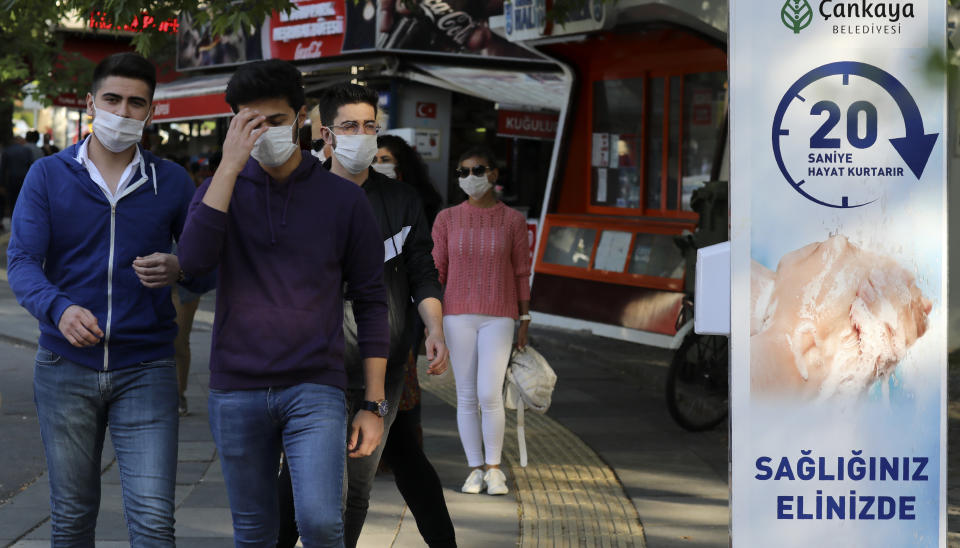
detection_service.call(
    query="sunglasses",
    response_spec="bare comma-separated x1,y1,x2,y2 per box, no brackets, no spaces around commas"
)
455,165,492,178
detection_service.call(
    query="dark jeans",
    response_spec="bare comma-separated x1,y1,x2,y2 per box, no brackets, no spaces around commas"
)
33,348,178,546
382,403,457,548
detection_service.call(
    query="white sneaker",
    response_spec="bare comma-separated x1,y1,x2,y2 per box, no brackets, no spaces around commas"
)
484,468,509,495
462,469,484,494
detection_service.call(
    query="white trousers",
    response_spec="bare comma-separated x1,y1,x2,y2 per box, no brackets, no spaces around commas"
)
443,314,515,467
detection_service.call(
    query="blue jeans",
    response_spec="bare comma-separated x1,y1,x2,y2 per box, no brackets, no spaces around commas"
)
33,347,179,547
209,383,347,548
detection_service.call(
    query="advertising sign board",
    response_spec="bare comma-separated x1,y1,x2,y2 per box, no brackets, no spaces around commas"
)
730,1,947,545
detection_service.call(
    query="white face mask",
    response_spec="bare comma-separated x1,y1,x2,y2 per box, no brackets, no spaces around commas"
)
330,133,377,175
92,104,147,153
459,174,493,199
371,162,397,179
252,118,299,168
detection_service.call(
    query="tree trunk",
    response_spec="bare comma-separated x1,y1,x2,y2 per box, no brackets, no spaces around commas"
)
0,100,13,146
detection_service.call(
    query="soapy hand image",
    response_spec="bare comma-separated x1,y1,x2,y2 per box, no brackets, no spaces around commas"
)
751,235,931,399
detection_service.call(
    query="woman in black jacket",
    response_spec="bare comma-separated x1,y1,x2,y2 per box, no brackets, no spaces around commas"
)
374,134,442,225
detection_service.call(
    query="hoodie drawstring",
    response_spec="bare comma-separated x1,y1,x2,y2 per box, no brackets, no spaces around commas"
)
281,178,295,227
264,174,297,244
265,174,276,245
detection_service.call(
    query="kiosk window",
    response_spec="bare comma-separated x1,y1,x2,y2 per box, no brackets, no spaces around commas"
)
682,72,727,211
667,76,682,210
542,226,597,268
628,233,685,279
591,70,726,214
594,230,632,272
591,79,641,208
645,78,664,210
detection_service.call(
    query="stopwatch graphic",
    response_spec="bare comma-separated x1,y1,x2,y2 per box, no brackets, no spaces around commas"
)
771,61,938,208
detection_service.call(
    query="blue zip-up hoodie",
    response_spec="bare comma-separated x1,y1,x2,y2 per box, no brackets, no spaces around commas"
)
7,140,197,371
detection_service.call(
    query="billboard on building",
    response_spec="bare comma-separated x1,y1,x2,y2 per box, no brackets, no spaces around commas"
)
376,0,539,60
177,0,375,70
264,0,376,60
177,10,264,70
730,1,946,546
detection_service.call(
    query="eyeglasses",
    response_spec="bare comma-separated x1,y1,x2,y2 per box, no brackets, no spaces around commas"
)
328,121,380,135
455,165,491,178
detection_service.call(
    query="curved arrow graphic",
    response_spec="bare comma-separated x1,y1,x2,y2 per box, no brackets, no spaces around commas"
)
772,61,939,208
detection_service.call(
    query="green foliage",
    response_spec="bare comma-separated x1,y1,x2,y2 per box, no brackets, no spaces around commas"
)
0,0,294,107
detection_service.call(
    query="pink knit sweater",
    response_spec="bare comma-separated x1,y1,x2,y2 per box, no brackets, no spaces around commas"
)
432,201,531,319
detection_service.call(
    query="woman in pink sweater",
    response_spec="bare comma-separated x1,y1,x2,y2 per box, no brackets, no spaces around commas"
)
432,147,531,496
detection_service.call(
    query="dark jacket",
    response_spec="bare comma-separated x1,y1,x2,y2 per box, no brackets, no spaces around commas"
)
178,151,389,391
339,166,442,390
7,140,198,370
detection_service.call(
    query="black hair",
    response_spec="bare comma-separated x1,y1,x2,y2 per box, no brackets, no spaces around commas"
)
225,59,305,114
26,130,39,142
378,135,442,224
458,146,498,168
316,83,378,130
91,53,157,99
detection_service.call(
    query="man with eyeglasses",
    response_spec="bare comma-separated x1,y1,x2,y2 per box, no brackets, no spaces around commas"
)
276,82,454,548
177,61,389,545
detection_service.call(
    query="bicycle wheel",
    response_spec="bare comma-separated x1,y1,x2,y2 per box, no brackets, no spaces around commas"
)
666,332,729,432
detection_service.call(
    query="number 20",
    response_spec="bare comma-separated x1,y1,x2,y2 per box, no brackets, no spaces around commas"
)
809,100,878,149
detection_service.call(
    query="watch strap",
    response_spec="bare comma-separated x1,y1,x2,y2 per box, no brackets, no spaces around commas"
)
361,399,388,417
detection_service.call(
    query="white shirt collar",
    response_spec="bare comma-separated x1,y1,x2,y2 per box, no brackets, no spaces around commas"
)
76,136,144,200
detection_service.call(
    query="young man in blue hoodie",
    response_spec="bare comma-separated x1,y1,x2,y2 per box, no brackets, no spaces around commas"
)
177,60,389,546
7,53,198,545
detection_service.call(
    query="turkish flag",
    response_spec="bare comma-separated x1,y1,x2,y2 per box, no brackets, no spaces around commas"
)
416,102,437,118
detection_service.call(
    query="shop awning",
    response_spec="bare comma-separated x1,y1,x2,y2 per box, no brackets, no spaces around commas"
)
403,63,570,111
152,74,234,123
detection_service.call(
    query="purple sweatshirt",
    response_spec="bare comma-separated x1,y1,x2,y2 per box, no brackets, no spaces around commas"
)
177,151,388,391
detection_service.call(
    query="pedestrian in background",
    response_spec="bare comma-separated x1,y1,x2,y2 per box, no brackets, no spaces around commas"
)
7,52,198,546
308,105,333,163
41,133,60,156
177,60,389,546
373,134,442,223
1,133,34,220
24,130,44,161
432,146,532,496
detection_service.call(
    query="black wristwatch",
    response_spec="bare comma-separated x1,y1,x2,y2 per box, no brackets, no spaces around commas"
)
361,399,389,417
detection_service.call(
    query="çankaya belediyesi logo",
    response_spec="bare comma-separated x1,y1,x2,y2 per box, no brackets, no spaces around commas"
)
781,1,916,34
782,0,814,34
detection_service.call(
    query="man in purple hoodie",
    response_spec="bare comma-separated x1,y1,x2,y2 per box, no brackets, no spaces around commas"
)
177,60,389,546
